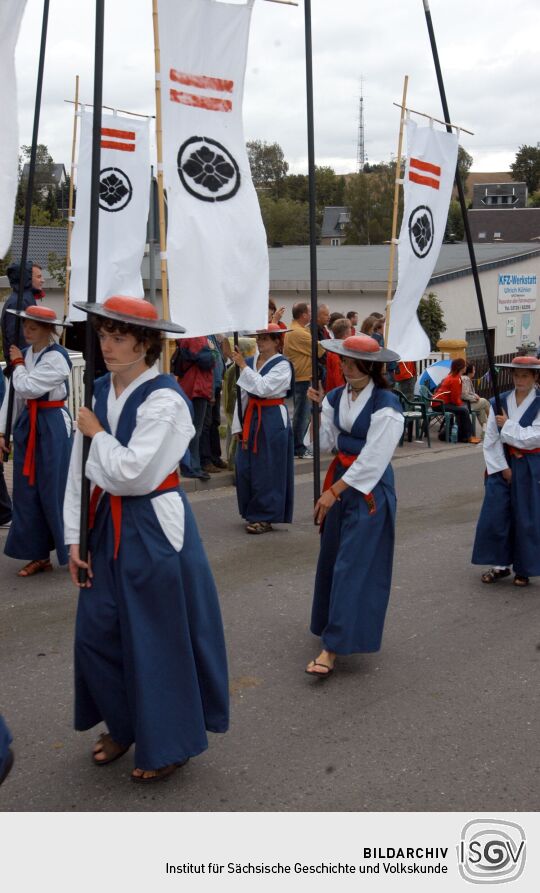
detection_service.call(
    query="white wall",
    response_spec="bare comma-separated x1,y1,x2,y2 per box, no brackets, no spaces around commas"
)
434,253,540,355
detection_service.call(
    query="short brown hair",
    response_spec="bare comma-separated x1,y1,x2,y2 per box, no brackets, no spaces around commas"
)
450,358,466,375
292,301,309,320
92,317,163,367
331,318,351,338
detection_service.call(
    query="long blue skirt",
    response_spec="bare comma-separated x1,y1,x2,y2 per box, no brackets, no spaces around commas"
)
0,714,12,778
74,488,229,771
472,458,540,576
311,467,397,654
5,407,71,564
236,405,294,523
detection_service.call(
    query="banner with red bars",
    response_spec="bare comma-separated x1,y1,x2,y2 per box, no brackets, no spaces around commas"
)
387,119,458,361
69,111,150,319
158,0,268,336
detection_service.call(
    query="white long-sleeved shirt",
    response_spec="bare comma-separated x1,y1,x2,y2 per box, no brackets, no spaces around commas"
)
0,344,71,435
63,366,195,551
231,356,291,435
306,380,403,495
483,388,540,475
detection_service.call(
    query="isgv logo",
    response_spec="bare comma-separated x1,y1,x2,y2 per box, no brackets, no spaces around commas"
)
458,819,526,884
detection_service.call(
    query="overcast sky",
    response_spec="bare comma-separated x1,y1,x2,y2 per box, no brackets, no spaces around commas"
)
14,0,540,175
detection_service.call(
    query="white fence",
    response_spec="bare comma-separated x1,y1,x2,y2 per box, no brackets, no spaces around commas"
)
0,352,85,426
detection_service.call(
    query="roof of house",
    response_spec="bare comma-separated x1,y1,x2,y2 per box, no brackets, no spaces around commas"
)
21,163,67,185
266,243,540,291
320,206,350,238
10,225,68,269
468,208,540,242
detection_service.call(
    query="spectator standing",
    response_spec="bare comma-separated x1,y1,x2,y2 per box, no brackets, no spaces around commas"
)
1,262,42,369
316,303,331,388
200,334,227,473
268,297,287,330
394,361,417,401
346,311,358,335
328,312,345,336
174,336,215,481
432,358,481,443
325,317,351,392
284,302,324,458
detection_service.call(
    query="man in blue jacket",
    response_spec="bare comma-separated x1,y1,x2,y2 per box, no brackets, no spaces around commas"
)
1,262,44,372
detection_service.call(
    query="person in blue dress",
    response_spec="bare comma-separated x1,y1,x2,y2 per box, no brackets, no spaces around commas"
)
232,323,294,534
472,355,540,587
64,296,229,783
0,305,72,577
0,714,14,786
305,334,403,677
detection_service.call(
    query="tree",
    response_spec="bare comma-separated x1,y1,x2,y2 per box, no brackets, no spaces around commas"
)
457,145,473,186
510,144,540,194
47,252,67,289
444,199,464,242
258,195,310,246
247,140,288,198
417,292,446,349
344,162,401,245
20,143,56,204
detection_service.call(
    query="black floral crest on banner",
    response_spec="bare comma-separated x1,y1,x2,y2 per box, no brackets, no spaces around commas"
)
99,167,133,213
177,137,240,203
408,205,434,258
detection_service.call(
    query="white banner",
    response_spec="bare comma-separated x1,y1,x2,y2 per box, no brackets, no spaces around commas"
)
0,0,27,257
69,111,150,320
387,120,458,361
158,0,268,336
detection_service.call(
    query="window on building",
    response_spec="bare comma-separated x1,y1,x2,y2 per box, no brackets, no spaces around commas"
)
331,238,340,246
465,328,495,360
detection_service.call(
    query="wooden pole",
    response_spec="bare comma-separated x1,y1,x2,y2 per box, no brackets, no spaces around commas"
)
422,0,502,413
151,0,172,371
384,75,408,349
62,74,80,339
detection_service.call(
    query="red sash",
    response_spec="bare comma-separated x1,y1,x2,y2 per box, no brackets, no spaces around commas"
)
508,446,540,459
89,470,180,560
242,397,285,453
322,450,377,516
23,399,65,486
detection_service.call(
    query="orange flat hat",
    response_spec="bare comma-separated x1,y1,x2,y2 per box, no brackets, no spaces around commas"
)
72,296,186,334
6,304,70,326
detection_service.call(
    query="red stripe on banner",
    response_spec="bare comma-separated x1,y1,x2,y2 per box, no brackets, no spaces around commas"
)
169,89,232,113
410,157,441,176
169,69,234,93
408,171,440,190
101,127,136,141
100,140,136,152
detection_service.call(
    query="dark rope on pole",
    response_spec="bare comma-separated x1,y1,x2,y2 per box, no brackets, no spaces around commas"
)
3,0,50,455
233,331,244,428
78,0,105,584
303,0,321,504
422,0,502,414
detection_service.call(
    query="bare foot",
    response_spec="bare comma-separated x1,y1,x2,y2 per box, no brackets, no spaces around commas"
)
305,649,336,677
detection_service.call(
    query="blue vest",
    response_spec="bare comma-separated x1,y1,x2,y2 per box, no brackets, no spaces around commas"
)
491,389,540,428
245,354,294,398
93,372,190,441
22,342,72,401
327,385,402,455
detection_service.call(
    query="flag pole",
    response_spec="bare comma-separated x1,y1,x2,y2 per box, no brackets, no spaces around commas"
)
303,0,321,504
151,0,174,368
62,73,80,341
422,0,501,412
78,0,105,584
2,0,50,457
384,75,408,349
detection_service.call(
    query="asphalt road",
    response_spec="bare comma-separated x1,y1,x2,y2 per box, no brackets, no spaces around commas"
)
0,446,538,812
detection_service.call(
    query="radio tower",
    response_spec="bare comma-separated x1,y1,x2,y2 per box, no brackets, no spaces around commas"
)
356,78,366,172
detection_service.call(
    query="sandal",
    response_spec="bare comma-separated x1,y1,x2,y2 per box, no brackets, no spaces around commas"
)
481,568,511,584
513,575,530,587
131,758,189,784
305,660,334,679
17,559,53,577
245,521,273,535
92,733,130,766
